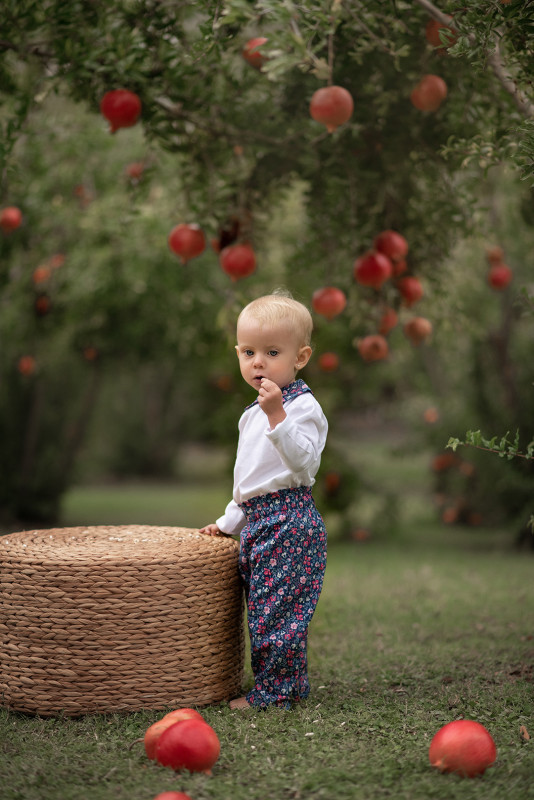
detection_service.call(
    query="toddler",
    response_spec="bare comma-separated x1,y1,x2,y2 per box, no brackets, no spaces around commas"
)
200,292,328,709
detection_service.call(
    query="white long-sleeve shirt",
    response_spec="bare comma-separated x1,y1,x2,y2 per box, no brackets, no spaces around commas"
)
216,389,328,536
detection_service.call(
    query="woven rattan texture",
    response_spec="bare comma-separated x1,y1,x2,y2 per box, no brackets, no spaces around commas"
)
0,526,244,716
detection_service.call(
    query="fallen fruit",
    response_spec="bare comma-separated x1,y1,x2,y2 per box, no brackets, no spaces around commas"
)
143,709,204,760
151,793,193,800
429,719,497,778
161,708,205,725
155,718,221,774
100,89,142,133
309,85,354,133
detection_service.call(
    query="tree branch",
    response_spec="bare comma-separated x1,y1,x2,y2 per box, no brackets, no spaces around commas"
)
412,0,534,119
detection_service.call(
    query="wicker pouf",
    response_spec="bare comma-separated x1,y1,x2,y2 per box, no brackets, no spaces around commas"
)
0,525,244,716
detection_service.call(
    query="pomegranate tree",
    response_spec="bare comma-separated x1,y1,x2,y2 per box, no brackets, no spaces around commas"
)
309,85,354,133
429,719,497,778
155,718,221,775
242,37,268,69
354,251,393,289
311,287,347,320
168,224,206,264
410,75,448,112
100,89,142,133
0,206,22,233
219,243,256,280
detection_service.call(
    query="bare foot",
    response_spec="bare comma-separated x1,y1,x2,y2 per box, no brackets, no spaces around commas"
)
229,696,252,710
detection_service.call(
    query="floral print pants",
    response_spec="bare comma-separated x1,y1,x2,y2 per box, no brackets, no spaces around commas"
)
238,486,327,708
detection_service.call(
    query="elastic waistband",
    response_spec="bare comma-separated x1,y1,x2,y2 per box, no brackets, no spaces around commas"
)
239,486,313,522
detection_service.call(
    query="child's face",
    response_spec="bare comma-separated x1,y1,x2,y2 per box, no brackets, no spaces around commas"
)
235,316,311,391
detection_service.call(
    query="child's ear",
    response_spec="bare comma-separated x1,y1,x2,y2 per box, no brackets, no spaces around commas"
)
296,345,312,370
235,345,240,359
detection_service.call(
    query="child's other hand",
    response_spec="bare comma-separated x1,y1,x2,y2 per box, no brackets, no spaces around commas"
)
199,523,223,536
258,379,286,428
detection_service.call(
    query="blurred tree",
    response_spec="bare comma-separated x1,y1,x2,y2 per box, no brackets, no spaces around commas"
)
0,0,532,525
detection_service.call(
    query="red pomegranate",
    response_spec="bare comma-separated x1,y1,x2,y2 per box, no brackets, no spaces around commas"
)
410,75,448,112
429,719,497,778
378,307,398,335
404,316,433,345
0,206,22,233
354,251,393,289
309,86,354,133
485,245,505,264
312,287,347,320
219,243,257,280
155,718,221,774
125,161,145,181
152,793,193,800
144,708,204,760
17,356,36,376
425,18,457,49
397,275,423,307
374,230,408,263
357,334,389,362
318,352,340,372
100,89,142,133
242,37,268,69
487,262,512,290
168,223,206,264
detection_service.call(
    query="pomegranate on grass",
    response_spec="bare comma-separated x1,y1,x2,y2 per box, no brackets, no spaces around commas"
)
155,718,221,775
152,793,193,800
144,709,204,760
309,85,354,133
429,719,497,778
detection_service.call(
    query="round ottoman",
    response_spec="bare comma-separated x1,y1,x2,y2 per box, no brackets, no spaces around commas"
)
0,525,244,716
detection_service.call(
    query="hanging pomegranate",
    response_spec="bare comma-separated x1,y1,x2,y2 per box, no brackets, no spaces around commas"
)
219,243,257,280
0,206,22,233
168,224,206,264
378,307,398,335
100,89,142,133
353,251,392,290
425,17,457,49
309,86,354,133
357,335,389,362
17,356,36,376
373,230,409,263
429,720,497,778
242,37,268,69
397,276,423,307
410,75,448,112
404,316,433,345
312,287,347,320
318,352,340,372
487,262,512,290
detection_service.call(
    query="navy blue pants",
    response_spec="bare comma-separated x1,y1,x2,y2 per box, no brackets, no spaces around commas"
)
238,486,327,708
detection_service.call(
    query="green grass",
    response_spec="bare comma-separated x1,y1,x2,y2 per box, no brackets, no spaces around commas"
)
2,444,533,799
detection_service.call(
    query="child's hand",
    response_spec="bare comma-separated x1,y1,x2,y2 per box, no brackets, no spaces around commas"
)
258,378,286,429
199,523,223,536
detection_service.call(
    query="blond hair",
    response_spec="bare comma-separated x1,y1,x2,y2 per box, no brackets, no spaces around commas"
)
237,291,313,347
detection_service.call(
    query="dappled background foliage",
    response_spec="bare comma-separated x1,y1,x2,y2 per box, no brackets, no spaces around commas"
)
0,0,532,533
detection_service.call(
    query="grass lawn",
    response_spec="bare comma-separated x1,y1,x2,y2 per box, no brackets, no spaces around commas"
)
1,442,533,799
